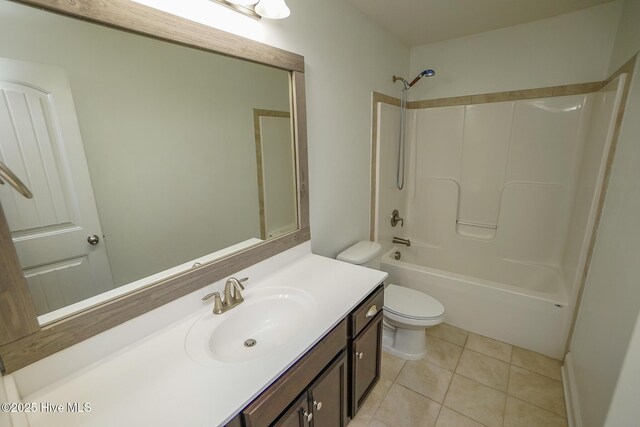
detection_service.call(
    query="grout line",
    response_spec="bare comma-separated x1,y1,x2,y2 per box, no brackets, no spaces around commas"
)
510,361,563,381
440,405,491,427
502,364,512,427
366,379,394,425
393,382,443,409
462,347,512,366
507,395,568,420
506,366,568,418
510,364,563,384
453,370,508,395
394,357,454,404
433,401,444,426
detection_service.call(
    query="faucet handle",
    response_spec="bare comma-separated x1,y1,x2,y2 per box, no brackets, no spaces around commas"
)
202,292,215,301
202,291,223,314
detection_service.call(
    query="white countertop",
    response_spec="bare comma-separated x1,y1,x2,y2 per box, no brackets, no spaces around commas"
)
17,254,387,427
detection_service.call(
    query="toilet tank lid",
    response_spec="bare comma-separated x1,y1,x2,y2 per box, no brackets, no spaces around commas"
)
337,241,382,265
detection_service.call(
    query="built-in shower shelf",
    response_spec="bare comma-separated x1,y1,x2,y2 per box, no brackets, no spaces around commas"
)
456,220,497,240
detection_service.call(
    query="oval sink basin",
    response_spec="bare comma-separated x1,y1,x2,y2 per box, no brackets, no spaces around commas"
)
186,286,317,365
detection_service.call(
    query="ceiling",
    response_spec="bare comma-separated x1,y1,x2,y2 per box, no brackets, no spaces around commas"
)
348,0,616,47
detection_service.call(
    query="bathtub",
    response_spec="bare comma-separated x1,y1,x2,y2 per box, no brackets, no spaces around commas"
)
380,245,571,359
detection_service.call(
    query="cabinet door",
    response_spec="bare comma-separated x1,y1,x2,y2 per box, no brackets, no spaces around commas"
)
351,311,383,416
308,351,348,427
274,393,311,427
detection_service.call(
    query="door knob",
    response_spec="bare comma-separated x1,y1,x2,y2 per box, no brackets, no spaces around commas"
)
87,234,100,245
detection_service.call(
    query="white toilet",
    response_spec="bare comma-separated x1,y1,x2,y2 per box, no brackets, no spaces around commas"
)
337,241,445,360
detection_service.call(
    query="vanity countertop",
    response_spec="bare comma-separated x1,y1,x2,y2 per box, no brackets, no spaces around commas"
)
19,254,387,427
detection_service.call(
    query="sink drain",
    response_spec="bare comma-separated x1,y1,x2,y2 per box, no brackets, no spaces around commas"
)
244,339,257,348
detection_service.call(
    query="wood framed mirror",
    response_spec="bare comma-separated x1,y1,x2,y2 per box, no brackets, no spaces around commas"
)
0,0,309,374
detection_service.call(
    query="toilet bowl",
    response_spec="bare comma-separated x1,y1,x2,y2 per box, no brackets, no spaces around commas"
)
337,241,445,360
382,284,444,359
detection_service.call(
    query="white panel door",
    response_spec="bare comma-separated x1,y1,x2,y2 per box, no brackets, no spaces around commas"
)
0,57,114,317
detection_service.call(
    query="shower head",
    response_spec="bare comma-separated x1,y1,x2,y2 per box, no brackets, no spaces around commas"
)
393,68,435,91
408,69,436,87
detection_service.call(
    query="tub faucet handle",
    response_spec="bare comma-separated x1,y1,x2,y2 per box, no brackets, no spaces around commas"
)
391,209,404,227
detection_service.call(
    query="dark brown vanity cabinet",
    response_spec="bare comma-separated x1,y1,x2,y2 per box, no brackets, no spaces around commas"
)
349,287,384,417
231,285,383,427
273,393,310,427
274,352,348,427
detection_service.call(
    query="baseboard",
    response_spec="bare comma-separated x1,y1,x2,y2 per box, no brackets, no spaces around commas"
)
562,352,582,427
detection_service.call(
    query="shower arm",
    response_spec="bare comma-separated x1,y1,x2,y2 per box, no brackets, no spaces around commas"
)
392,76,410,90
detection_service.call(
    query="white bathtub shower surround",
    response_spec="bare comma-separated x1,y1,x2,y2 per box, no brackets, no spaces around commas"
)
408,94,589,260
381,246,566,358
561,76,627,311
374,77,626,357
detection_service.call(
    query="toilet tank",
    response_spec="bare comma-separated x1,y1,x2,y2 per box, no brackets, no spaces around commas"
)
337,241,382,269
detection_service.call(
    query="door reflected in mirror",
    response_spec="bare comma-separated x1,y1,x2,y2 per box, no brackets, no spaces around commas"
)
0,1,297,323
253,109,297,240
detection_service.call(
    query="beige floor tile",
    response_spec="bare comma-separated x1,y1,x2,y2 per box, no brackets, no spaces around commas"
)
456,349,510,391
347,416,369,427
465,333,512,362
435,407,484,427
508,366,566,417
351,378,394,425
381,351,405,381
367,419,391,427
426,335,463,371
396,358,453,403
443,374,506,427
512,347,562,381
427,323,469,346
375,383,441,427
504,396,568,427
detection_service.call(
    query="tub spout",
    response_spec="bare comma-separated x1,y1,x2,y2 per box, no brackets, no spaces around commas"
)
392,237,411,247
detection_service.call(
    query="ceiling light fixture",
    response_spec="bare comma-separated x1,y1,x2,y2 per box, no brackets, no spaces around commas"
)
212,0,290,20
255,0,290,19
225,0,259,6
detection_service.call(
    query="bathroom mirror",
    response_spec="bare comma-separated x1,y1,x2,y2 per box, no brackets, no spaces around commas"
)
0,0,309,373
0,0,296,321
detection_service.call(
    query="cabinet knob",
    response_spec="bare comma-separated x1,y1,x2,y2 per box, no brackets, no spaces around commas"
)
366,305,378,318
356,351,364,359
303,411,313,422
314,400,322,410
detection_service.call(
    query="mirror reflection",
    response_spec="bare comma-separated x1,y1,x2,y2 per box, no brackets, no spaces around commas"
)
0,1,297,321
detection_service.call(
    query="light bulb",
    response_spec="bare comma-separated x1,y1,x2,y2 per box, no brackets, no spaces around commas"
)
255,0,290,19
226,0,260,6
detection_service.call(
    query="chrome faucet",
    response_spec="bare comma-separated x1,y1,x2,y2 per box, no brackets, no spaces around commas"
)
392,237,411,247
202,277,248,314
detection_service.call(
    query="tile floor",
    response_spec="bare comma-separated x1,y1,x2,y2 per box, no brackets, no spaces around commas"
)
350,324,567,427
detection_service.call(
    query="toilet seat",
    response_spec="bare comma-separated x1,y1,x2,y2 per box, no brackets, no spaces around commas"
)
384,284,445,325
